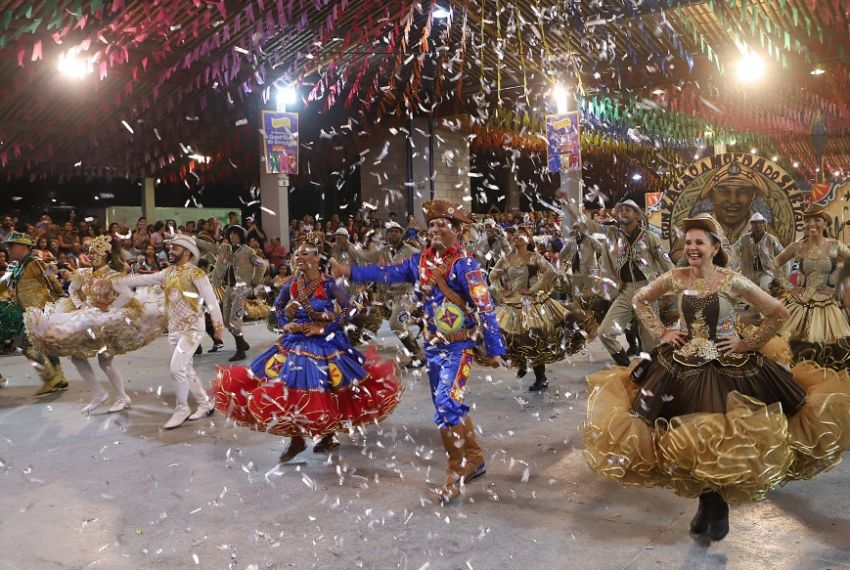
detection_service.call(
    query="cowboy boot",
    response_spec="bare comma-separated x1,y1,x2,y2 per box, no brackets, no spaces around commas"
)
610,349,631,367
438,425,467,504
32,352,68,396
228,334,249,362
459,416,486,482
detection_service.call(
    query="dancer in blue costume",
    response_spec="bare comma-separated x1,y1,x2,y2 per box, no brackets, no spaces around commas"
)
332,200,508,503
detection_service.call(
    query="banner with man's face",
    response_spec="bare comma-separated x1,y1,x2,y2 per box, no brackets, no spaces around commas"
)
656,154,805,253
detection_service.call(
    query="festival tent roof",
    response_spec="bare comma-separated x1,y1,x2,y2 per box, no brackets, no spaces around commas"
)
1,0,849,182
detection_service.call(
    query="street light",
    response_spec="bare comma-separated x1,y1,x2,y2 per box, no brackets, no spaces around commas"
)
735,50,765,83
58,50,92,79
553,84,569,114
276,86,297,111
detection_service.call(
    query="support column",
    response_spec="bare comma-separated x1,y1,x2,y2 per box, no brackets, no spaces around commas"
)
260,172,291,251
506,159,521,212
141,177,156,220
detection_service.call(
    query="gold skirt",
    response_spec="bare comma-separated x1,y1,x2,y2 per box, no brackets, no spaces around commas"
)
782,293,850,343
495,296,589,366
582,360,850,503
243,299,272,322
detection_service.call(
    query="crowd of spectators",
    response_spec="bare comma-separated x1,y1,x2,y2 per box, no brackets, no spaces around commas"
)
0,203,592,280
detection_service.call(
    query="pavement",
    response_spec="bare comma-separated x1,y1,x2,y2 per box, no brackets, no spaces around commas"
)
0,323,848,570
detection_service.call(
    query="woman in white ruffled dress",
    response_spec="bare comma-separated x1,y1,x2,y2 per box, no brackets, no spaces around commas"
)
25,236,165,413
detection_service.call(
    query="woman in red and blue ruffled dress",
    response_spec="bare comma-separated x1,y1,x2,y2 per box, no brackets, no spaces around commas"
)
213,233,402,463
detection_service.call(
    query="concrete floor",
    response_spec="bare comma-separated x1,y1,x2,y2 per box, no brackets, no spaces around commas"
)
0,323,848,570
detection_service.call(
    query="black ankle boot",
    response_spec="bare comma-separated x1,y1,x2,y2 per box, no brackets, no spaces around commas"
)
528,364,548,392
690,493,711,535
707,492,729,541
611,350,631,367
194,344,203,356
235,334,251,352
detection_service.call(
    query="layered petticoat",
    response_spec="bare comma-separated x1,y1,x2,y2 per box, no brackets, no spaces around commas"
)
582,346,850,503
780,292,850,370
495,296,591,366
213,337,402,438
24,288,165,358
782,293,850,344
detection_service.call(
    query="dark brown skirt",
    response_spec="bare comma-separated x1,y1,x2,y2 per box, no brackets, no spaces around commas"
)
630,344,807,422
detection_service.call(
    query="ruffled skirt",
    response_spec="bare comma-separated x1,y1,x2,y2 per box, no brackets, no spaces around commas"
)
495,297,589,366
212,337,402,438
582,346,850,503
782,293,850,344
24,288,166,358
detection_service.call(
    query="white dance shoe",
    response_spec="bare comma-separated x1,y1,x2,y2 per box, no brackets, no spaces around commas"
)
82,393,110,414
108,397,132,413
189,400,215,421
163,405,192,429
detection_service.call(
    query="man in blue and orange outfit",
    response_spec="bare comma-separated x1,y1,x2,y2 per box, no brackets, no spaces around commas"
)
332,200,507,503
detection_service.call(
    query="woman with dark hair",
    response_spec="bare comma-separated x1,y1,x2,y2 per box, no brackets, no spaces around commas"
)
489,226,590,391
135,244,167,274
25,236,165,413
33,237,56,262
582,213,850,543
771,204,850,368
213,232,403,464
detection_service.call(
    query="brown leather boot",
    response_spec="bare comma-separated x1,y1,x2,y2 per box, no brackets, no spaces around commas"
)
459,416,486,482
438,425,466,504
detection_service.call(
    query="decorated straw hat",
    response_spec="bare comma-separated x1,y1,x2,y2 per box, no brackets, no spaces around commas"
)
422,200,472,225
616,199,645,218
2,231,34,247
802,204,831,225
166,235,200,259
680,213,730,268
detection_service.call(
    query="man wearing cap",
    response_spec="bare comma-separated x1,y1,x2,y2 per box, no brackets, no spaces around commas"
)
381,221,425,367
558,221,607,302
733,212,784,292
328,227,365,265
0,231,68,395
563,197,674,366
474,218,510,273
331,200,507,504
197,225,268,361
109,235,224,429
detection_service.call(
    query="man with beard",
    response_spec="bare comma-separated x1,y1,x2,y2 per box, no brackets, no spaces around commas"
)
733,212,784,292
198,225,268,361
109,235,224,429
380,221,424,368
1,231,68,395
563,198,674,366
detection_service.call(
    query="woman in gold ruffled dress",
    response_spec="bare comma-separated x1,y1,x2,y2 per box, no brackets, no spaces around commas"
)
489,227,590,391
25,236,165,413
771,204,850,368
583,214,850,543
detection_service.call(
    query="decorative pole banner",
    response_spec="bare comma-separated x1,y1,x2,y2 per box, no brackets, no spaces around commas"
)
655,153,805,260
546,112,581,173
261,110,299,174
